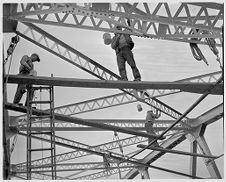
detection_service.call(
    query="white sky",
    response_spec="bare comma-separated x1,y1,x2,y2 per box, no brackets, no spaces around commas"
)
1,1,225,181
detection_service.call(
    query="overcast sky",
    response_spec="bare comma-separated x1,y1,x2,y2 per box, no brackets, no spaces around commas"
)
2,1,224,180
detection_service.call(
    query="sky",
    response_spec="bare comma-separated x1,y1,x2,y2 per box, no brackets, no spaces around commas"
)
1,1,224,181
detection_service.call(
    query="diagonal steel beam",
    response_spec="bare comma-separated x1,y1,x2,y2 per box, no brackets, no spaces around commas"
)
13,71,220,119
123,76,223,179
15,130,204,179
14,71,221,128
122,75,222,163
14,135,147,170
5,103,164,139
14,22,191,126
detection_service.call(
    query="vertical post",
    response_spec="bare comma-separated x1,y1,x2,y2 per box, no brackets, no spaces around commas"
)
3,53,10,180
139,168,150,179
143,168,150,179
196,136,222,178
26,85,32,180
50,74,57,179
190,141,197,178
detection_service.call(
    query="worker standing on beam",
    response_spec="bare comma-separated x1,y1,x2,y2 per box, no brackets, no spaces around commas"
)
111,24,141,81
13,53,40,106
145,110,161,147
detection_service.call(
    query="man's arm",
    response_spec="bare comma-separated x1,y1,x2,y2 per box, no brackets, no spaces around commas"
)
111,34,120,50
125,34,134,50
20,55,32,72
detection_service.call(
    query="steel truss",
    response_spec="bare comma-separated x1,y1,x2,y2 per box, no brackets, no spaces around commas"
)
14,71,221,127
11,101,223,179
18,119,182,131
11,21,222,129
7,3,223,44
3,2,223,180
14,22,193,127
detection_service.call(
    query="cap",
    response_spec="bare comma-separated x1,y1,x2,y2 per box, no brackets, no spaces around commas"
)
31,53,40,62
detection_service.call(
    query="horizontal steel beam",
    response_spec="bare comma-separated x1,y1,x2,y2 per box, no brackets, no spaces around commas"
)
18,127,181,131
5,103,164,139
5,75,223,95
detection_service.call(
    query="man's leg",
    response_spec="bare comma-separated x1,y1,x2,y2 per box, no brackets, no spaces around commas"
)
123,48,141,81
117,53,128,80
13,84,26,104
25,86,35,106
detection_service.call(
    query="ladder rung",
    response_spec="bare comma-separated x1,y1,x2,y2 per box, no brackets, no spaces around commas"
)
28,148,54,152
30,132,52,135
30,115,52,119
30,101,52,104
30,164,55,169
31,86,52,90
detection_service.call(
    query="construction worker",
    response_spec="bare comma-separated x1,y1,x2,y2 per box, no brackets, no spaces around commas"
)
111,26,141,81
13,53,40,106
145,110,161,147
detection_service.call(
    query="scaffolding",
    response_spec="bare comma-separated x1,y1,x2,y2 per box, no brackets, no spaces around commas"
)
26,86,56,179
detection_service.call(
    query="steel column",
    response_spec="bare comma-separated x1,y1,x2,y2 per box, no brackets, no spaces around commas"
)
190,141,197,179
196,136,222,178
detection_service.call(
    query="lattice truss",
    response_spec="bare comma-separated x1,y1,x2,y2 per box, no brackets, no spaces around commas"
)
4,2,224,180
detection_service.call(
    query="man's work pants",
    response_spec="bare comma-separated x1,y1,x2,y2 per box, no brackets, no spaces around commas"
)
116,46,141,80
13,79,34,106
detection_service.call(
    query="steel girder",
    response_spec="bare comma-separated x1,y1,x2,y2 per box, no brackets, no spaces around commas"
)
6,3,223,44
6,103,166,140
11,172,68,180
13,131,203,180
186,126,222,178
5,74,223,95
10,96,223,179
14,161,136,173
189,103,223,127
18,119,182,132
123,133,187,179
123,101,223,179
14,71,221,127
9,80,222,179
14,135,147,169
14,22,182,98
189,141,198,178
4,2,223,179
14,22,191,127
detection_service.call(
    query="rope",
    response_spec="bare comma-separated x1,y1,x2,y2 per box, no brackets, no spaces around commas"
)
189,40,208,66
10,135,18,155
206,37,222,69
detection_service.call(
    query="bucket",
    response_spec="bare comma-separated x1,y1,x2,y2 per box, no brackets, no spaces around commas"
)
103,33,112,45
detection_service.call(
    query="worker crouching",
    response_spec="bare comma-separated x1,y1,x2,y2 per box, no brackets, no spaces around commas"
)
13,53,40,106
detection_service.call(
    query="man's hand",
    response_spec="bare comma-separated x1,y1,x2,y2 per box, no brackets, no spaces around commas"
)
29,70,37,76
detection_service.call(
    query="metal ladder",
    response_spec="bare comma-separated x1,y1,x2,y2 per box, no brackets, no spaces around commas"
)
26,85,56,180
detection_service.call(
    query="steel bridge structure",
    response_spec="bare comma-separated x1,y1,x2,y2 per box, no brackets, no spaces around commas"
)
3,2,224,180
